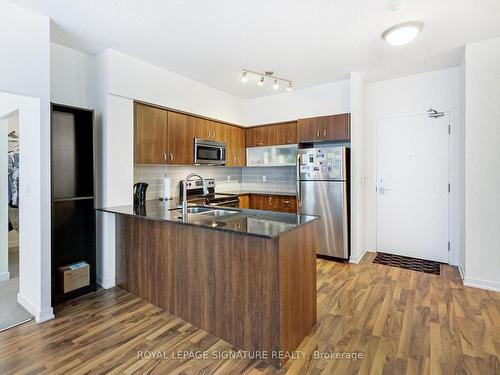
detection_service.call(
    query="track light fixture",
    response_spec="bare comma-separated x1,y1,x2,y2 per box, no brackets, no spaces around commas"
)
241,69,293,92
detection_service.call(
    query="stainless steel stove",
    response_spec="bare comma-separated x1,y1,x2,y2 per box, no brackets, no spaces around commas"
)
180,178,239,207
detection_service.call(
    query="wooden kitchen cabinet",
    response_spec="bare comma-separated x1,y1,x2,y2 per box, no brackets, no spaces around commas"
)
226,125,246,167
274,122,298,145
248,194,297,213
246,122,298,147
238,194,250,209
246,125,276,147
298,114,350,142
134,103,169,164
322,113,350,141
193,118,227,142
167,111,194,165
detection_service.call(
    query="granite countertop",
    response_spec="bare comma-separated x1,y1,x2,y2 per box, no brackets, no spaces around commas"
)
97,200,317,239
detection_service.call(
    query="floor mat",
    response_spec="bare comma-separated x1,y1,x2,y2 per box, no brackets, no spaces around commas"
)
372,252,441,275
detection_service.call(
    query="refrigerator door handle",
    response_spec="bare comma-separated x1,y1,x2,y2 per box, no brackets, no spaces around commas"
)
296,153,302,207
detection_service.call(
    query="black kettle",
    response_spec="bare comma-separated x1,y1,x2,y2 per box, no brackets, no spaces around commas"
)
133,182,149,204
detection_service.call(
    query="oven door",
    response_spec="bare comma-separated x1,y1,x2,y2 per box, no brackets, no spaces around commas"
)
194,139,226,165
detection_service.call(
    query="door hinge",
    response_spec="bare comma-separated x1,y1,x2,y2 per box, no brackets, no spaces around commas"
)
448,124,451,134
448,242,451,252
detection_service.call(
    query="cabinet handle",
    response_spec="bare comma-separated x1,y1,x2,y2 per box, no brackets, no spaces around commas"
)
163,152,167,161
169,153,173,161
316,129,320,137
207,129,211,138
324,129,327,138
257,142,263,146
283,200,290,204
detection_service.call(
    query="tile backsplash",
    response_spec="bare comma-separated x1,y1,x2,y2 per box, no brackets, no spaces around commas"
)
134,165,296,199
241,166,296,194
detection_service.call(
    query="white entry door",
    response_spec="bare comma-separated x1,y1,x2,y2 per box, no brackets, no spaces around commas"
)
376,113,449,263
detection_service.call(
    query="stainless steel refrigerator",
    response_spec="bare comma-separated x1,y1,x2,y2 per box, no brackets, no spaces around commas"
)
296,146,349,260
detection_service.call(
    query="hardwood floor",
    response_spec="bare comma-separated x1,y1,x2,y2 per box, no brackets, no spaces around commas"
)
0,254,498,374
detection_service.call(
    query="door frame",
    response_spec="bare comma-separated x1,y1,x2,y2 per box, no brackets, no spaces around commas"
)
374,110,454,264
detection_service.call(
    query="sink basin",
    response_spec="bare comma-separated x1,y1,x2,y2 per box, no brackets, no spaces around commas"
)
196,209,239,217
170,206,240,218
186,207,213,214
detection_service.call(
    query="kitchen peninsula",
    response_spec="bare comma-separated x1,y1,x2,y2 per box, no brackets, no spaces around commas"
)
98,200,318,368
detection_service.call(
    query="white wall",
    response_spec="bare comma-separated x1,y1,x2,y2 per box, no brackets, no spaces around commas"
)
364,67,463,266
50,43,97,109
463,37,500,292
243,80,350,125
0,1,53,323
105,50,245,124
349,73,366,263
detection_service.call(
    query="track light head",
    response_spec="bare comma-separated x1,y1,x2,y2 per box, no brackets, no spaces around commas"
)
257,75,265,86
241,70,248,83
273,79,279,90
286,82,293,92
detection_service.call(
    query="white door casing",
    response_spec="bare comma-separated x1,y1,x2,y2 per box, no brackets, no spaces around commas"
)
376,113,450,263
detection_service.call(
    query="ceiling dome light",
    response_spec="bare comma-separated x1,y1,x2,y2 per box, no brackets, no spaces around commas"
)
382,21,423,46
241,70,248,83
273,79,279,90
257,75,265,86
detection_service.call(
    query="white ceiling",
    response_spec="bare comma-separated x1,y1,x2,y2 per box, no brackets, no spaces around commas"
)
14,0,500,99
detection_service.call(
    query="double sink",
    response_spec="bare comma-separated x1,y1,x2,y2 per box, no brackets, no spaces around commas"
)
171,206,242,227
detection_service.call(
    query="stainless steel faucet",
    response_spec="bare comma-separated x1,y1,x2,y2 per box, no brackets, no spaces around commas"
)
181,173,209,221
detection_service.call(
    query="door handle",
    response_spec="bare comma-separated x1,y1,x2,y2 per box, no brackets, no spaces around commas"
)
296,153,302,208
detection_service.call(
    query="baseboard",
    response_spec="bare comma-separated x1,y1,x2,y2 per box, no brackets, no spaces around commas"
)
457,265,465,281
97,274,116,289
0,271,10,282
463,276,500,292
349,250,370,264
36,307,55,323
17,293,54,323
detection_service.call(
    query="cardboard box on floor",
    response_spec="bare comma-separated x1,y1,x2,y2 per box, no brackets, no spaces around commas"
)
59,262,90,293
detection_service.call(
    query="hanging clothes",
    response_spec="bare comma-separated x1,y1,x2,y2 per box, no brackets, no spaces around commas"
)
8,150,19,208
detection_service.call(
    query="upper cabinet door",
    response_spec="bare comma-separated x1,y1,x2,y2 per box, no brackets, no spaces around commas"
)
298,114,351,142
274,122,298,145
192,117,211,140
298,118,323,142
246,126,277,147
322,114,350,141
210,121,227,143
167,112,194,165
226,126,246,167
134,103,169,164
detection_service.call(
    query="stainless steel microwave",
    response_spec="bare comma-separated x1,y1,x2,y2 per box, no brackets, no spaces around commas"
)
194,138,226,165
